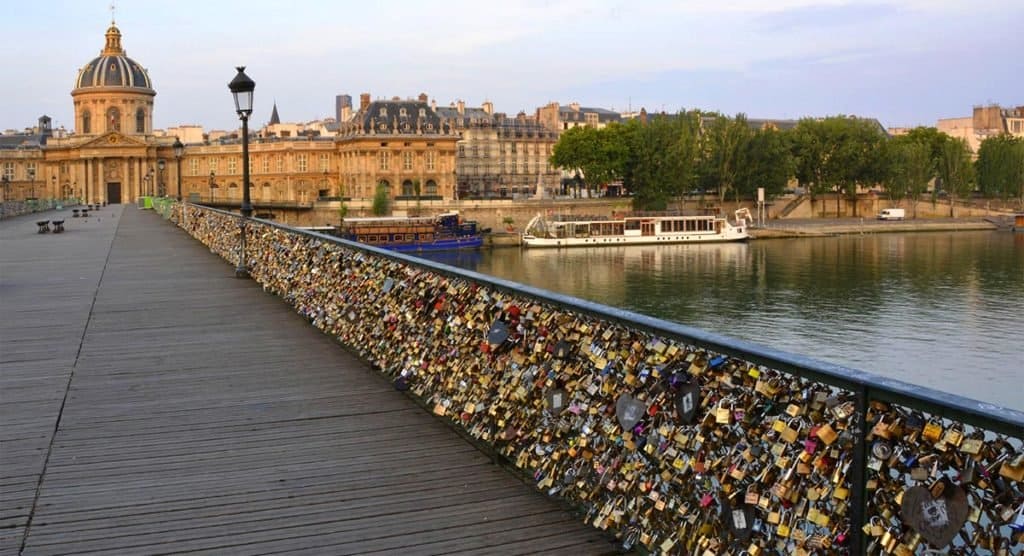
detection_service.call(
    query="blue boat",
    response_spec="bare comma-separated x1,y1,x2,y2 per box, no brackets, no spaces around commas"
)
339,211,483,252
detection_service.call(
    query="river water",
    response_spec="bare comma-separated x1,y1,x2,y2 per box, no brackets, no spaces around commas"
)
419,231,1024,411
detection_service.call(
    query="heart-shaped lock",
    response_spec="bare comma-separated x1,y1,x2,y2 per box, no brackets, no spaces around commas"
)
900,484,968,549
675,382,700,424
616,393,646,430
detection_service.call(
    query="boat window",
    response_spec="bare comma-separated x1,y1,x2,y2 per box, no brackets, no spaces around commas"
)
625,219,640,231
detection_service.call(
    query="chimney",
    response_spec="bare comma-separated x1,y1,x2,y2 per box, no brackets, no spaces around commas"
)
482,101,493,115
457,100,465,115
431,98,437,110
418,92,428,102
360,93,371,112
569,102,580,112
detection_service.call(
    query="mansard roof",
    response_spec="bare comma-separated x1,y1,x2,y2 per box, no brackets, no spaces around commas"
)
343,99,452,135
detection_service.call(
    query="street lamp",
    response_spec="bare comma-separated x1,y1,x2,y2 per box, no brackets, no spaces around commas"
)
173,137,184,201
1,176,9,203
157,159,166,197
51,175,56,199
28,168,35,200
209,171,216,202
228,65,255,278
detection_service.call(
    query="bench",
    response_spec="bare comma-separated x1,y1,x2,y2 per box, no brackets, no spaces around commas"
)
73,209,80,217
37,220,50,233
52,220,65,233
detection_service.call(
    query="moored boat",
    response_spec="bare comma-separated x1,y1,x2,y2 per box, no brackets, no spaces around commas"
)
521,208,751,248
339,211,483,252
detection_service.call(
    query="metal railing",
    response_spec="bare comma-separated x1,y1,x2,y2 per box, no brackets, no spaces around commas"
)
166,201,1024,555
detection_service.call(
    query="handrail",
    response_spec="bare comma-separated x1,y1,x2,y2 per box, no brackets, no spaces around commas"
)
170,201,1024,556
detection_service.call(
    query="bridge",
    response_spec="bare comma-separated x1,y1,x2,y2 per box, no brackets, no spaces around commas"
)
0,206,615,555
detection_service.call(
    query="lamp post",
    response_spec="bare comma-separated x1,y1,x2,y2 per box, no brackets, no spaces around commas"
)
173,137,184,201
28,168,35,200
229,66,255,278
209,171,216,202
1,176,9,203
51,175,56,199
157,159,166,197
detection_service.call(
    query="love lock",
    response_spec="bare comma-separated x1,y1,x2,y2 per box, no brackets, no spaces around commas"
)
615,393,646,430
899,484,968,549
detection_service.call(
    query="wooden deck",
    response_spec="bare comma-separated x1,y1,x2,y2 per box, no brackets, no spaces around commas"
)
0,207,615,555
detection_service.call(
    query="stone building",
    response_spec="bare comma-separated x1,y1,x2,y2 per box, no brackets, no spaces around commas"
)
434,101,560,199
535,101,622,132
2,22,179,203
938,104,1024,153
335,94,459,200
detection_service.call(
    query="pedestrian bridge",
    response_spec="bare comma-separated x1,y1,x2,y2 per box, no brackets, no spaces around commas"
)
0,206,614,555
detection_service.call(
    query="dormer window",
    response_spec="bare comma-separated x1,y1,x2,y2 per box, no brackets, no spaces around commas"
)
399,108,407,117
419,108,426,118
379,107,387,117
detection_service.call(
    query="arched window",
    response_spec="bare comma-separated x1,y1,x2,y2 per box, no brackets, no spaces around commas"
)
136,109,145,133
425,180,438,196
402,180,414,196
82,111,91,134
106,107,121,132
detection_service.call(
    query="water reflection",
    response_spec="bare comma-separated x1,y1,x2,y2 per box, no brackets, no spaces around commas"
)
418,232,1024,410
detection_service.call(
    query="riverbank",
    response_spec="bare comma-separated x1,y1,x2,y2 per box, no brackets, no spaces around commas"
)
749,217,1001,239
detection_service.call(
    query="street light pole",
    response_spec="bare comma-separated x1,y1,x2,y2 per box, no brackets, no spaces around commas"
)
157,159,166,197
209,171,215,202
28,168,35,200
228,66,255,278
173,137,184,201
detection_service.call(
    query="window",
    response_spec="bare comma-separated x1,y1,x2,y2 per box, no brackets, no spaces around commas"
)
458,145,466,157
511,142,517,153
276,156,284,173
379,107,387,117
426,151,436,171
82,111,91,134
403,151,413,171
319,154,329,172
228,158,237,175
189,158,199,176
399,107,407,117
419,108,426,118
2,162,14,180
208,158,217,174
425,180,438,196
106,107,121,132
261,157,270,174
402,180,414,196
136,109,145,133
512,161,518,174
27,162,36,178
379,151,390,171
296,154,308,172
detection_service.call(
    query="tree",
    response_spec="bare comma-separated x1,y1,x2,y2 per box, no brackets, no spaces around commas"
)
976,135,1024,203
790,118,837,216
698,113,753,203
828,118,888,217
936,138,974,217
885,139,932,218
371,181,390,215
733,128,794,202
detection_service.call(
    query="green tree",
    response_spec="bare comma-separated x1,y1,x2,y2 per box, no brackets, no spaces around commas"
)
936,138,974,217
629,114,695,210
885,139,933,218
790,118,836,216
371,181,390,216
829,117,888,217
976,135,1024,203
699,113,753,203
734,128,794,202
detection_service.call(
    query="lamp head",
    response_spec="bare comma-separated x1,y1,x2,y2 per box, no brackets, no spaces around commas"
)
228,66,255,117
173,137,184,158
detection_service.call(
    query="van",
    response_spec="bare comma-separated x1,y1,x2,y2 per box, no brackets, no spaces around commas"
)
878,208,905,221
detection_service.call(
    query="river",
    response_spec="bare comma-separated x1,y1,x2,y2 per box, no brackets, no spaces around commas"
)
418,231,1024,411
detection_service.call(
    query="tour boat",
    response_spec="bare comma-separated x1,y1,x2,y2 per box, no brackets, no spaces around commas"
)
521,208,751,248
339,211,483,252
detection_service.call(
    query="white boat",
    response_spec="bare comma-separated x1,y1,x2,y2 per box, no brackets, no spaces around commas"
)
521,208,751,248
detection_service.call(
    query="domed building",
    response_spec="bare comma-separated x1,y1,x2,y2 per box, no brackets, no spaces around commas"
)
0,21,178,204
72,23,155,136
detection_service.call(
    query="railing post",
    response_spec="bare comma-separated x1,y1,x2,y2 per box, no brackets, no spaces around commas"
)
849,384,870,555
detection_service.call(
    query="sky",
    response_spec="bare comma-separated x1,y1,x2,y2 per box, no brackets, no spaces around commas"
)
2,0,1021,133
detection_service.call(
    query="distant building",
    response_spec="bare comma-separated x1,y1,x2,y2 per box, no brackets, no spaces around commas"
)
536,101,622,131
336,94,352,123
938,104,1024,153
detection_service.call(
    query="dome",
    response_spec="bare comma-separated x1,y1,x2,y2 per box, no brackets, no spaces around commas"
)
74,24,153,92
